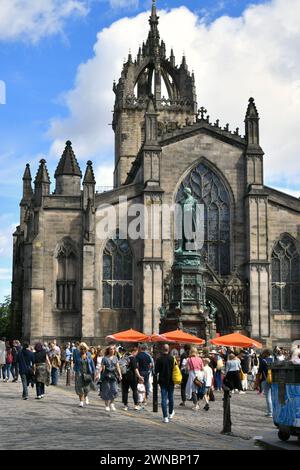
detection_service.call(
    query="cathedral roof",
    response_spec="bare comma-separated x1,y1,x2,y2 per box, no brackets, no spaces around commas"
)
55,141,82,178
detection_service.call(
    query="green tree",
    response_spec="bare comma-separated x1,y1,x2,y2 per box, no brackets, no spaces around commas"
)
0,296,12,339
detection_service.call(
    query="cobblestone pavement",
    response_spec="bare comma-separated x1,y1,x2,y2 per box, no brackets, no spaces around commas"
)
0,376,275,450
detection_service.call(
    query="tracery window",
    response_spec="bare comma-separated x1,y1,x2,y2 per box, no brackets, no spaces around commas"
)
102,237,133,309
55,237,77,311
176,162,231,275
271,235,300,311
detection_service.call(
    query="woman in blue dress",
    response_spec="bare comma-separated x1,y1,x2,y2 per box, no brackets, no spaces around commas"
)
100,345,122,412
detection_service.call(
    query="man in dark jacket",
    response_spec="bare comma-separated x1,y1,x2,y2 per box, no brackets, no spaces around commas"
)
17,343,34,400
155,344,175,423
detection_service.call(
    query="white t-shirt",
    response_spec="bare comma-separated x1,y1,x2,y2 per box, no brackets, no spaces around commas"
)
203,365,214,387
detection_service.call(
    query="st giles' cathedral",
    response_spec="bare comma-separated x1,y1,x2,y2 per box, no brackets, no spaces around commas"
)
11,2,300,346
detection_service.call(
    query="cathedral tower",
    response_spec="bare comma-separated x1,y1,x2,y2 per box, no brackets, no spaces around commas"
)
112,0,197,187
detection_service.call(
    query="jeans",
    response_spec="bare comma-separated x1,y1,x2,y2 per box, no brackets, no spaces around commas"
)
261,380,272,415
51,367,59,385
180,372,189,402
36,382,45,397
215,370,222,390
11,363,19,380
141,371,150,398
160,384,174,418
21,374,29,398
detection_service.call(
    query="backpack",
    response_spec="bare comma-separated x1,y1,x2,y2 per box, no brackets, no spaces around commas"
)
172,357,182,385
119,356,130,375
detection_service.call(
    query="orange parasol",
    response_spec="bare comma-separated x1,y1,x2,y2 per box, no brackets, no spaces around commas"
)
106,329,149,343
210,332,262,349
156,329,205,345
148,333,177,343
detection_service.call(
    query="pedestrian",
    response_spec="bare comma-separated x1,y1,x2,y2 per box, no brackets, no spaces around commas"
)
214,351,224,391
137,377,146,406
202,358,214,411
73,342,95,407
179,344,190,406
136,344,153,404
90,347,96,361
11,340,21,382
121,346,143,411
3,346,14,381
224,353,244,394
185,346,204,410
17,342,35,400
94,347,104,380
155,344,176,423
0,338,6,381
239,350,250,391
258,349,274,417
34,343,51,399
100,345,122,412
48,342,61,385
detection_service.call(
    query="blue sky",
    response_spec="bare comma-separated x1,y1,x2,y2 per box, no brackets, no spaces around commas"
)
0,0,299,302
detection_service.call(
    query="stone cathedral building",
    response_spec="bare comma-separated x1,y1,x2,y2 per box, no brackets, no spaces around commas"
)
11,2,300,346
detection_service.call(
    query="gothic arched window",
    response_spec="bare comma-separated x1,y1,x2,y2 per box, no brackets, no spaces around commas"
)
176,162,231,275
102,237,133,309
55,237,78,311
271,235,300,311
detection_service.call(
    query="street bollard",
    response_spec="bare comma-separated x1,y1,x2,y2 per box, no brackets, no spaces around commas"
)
153,374,158,412
221,388,232,434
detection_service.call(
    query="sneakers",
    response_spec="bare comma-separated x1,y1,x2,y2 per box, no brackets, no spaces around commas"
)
22,397,28,400
79,401,84,407
85,397,89,405
134,405,141,411
123,406,128,411
110,404,116,411
179,402,186,407
239,391,246,395
163,417,169,423
40,395,44,398
36,396,42,400
192,404,199,411
203,404,209,411
265,413,273,417
169,411,175,419
105,406,110,412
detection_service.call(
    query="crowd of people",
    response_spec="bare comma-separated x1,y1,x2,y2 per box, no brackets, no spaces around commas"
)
0,336,299,423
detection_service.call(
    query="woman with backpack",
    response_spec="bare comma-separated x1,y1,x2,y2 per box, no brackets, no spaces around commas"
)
17,342,35,400
121,346,143,411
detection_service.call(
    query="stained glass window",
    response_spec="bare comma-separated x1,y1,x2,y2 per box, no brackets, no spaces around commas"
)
271,235,300,312
102,236,133,308
176,162,231,275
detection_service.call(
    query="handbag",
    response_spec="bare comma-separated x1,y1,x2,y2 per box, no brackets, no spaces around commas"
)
172,357,182,385
82,373,92,385
266,369,272,385
190,358,204,388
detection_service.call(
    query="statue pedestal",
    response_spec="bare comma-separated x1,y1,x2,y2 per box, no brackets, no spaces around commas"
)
161,251,208,339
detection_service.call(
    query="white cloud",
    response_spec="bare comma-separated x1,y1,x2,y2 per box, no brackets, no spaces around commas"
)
0,268,12,281
0,0,89,43
49,0,300,189
95,163,114,189
0,220,16,259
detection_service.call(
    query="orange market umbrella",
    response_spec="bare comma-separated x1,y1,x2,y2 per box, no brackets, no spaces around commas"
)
148,333,176,343
210,332,262,349
158,329,205,345
106,329,149,343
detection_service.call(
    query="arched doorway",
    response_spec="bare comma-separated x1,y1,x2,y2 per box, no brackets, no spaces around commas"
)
206,287,236,335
